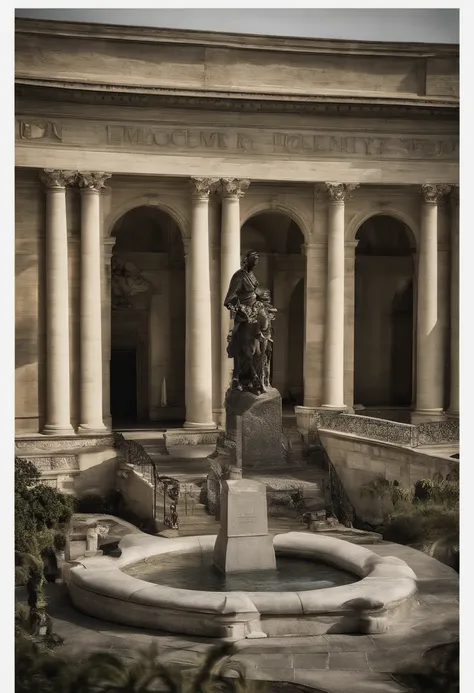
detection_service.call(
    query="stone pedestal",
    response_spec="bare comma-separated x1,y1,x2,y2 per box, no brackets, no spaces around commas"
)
207,387,288,517
213,479,276,573
225,387,285,468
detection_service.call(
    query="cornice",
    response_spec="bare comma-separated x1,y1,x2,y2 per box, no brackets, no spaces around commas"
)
14,18,459,58
14,83,459,120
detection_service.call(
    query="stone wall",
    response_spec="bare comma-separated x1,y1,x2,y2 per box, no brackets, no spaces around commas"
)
318,429,457,524
116,463,155,521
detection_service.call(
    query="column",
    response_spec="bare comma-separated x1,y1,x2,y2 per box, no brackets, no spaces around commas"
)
40,169,76,434
184,177,218,429
344,240,359,411
77,172,111,432
448,186,459,416
321,183,358,410
303,243,326,408
220,178,250,410
102,237,116,430
413,183,451,421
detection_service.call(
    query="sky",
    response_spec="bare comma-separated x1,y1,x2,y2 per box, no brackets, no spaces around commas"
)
14,8,459,44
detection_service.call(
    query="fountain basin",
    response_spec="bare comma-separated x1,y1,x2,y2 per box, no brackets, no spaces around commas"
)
66,532,417,640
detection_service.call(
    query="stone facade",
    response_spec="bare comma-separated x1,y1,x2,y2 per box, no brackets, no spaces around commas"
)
15,19,459,440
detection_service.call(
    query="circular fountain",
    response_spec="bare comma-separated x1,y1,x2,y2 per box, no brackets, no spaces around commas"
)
66,530,417,640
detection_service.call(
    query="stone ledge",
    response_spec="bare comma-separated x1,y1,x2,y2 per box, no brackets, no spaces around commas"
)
15,433,116,454
164,429,222,449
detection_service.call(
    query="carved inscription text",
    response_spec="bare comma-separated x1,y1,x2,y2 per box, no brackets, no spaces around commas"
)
106,125,458,160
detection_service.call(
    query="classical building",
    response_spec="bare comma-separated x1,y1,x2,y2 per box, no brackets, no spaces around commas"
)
15,18,459,444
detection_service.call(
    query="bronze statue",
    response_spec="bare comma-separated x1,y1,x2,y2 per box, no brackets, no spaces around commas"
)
224,250,277,394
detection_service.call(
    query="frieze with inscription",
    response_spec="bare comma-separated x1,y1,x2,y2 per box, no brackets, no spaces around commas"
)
15,116,458,161
105,125,458,160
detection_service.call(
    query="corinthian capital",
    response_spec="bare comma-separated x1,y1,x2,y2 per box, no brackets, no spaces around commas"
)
190,177,220,199
324,183,359,202
421,184,451,204
39,169,77,189
77,171,112,191
221,178,251,198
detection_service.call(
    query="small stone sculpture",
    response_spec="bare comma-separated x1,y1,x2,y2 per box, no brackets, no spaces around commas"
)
85,523,109,555
111,255,150,309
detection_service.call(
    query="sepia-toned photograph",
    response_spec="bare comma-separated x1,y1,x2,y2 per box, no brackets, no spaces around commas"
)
13,7,460,693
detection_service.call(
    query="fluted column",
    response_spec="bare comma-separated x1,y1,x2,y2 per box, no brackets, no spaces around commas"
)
448,186,459,416
184,178,218,429
321,183,358,410
413,183,451,421
220,178,250,412
77,172,111,432
40,169,76,434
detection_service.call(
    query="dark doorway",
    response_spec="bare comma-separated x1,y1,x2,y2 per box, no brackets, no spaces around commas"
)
110,349,137,421
354,215,414,407
390,281,414,406
287,279,305,405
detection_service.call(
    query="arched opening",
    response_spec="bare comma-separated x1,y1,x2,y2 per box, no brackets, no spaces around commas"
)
240,211,305,404
110,206,185,425
354,215,414,410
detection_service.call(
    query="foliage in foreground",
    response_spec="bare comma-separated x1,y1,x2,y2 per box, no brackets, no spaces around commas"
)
15,457,75,631
15,634,268,693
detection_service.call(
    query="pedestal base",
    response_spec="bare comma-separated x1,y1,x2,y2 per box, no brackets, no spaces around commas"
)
411,409,446,424
214,534,276,574
213,479,276,573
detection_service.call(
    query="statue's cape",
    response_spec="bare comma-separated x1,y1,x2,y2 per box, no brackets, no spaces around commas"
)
224,268,259,307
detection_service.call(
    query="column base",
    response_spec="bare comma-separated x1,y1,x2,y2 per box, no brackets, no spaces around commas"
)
319,404,348,412
42,424,75,436
77,423,109,435
183,421,217,430
446,409,459,419
411,409,445,424
213,408,225,428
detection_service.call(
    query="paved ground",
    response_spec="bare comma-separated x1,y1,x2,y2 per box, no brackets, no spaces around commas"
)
17,541,458,693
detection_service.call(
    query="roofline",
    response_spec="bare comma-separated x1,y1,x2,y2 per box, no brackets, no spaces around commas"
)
14,17,459,58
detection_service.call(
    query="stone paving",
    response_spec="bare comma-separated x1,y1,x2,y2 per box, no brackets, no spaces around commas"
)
16,540,458,693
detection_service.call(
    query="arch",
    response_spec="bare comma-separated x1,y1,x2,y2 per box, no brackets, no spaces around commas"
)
346,208,419,248
109,203,186,424
241,200,311,245
105,195,189,240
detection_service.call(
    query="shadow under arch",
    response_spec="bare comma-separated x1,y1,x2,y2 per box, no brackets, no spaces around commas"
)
104,195,189,241
241,201,311,246
347,208,419,249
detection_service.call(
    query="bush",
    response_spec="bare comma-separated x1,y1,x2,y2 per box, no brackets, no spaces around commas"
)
360,466,459,569
15,459,74,555
15,458,75,619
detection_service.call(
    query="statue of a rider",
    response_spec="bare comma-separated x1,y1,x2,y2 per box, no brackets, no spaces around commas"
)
224,250,277,394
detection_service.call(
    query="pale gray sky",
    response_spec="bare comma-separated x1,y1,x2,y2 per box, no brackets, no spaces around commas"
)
14,8,459,44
